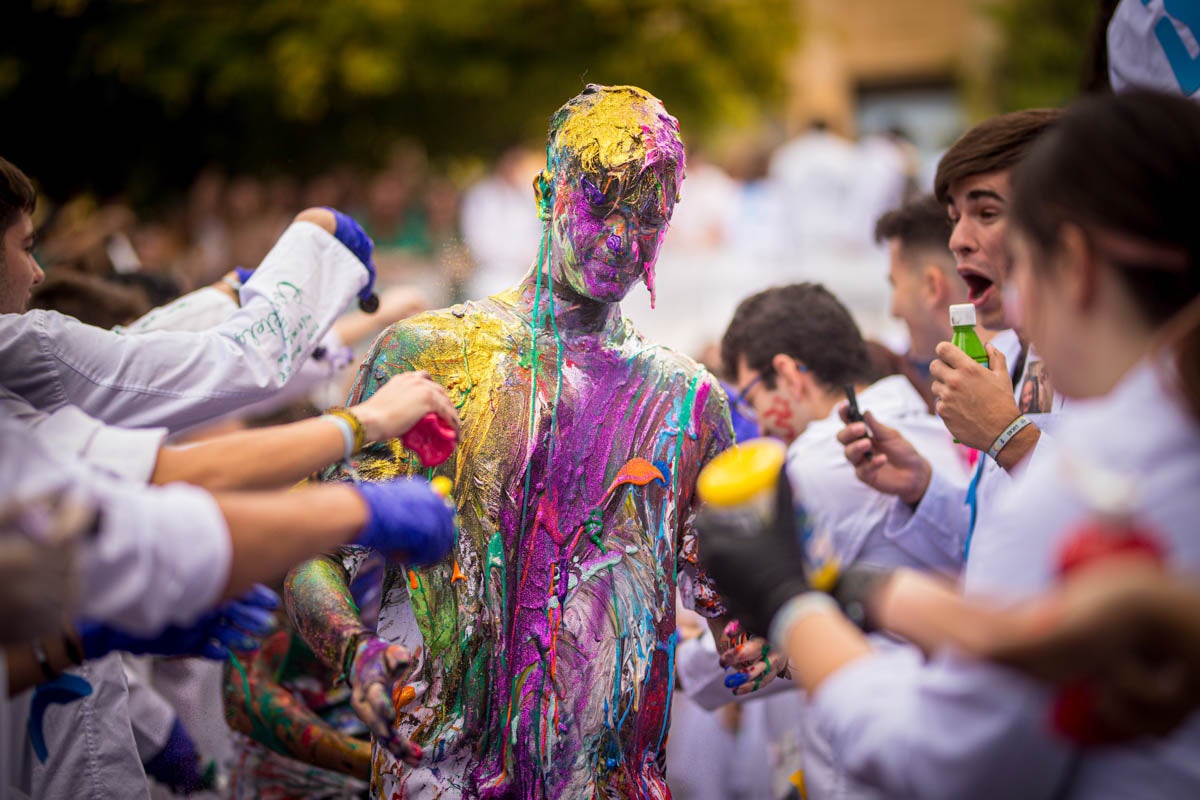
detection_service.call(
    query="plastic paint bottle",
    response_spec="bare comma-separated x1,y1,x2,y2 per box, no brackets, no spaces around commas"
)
695,438,788,538
401,414,457,467
949,303,989,367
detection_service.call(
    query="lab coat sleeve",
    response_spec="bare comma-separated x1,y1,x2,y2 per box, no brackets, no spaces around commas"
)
882,468,972,568
1,416,231,635
0,221,367,433
810,646,1075,800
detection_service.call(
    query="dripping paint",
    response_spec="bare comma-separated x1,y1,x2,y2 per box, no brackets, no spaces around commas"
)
286,84,733,799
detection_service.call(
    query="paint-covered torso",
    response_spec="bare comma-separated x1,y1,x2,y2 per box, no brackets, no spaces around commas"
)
333,288,731,799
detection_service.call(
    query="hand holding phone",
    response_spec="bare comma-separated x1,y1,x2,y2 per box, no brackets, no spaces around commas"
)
843,384,876,460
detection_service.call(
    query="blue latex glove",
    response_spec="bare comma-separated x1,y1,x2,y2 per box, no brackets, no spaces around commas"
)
144,717,217,794
353,478,456,566
322,207,376,304
79,584,279,660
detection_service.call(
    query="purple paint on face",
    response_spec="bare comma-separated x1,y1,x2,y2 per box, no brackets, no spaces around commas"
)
606,234,622,254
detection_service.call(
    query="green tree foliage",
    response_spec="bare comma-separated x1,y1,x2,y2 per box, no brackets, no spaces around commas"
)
989,0,1107,111
4,0,796,202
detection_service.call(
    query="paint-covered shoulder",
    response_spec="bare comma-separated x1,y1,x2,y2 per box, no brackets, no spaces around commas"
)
366,298,514,363
632,338,725,399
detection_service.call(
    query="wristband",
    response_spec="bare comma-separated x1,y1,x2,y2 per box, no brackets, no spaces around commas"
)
987,414,1032,461
321,414,357,461
31,638,59,681
769,592,838,652
324,407,366,455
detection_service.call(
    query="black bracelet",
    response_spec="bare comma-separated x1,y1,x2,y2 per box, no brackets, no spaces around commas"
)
341,630,373,686
830,564,896,633
32,638,59,681
62,627,84,667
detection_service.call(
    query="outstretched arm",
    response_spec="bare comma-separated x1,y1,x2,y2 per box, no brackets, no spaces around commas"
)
151,370,459,491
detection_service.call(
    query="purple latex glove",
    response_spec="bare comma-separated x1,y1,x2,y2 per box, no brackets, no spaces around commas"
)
322,207,376,304
352,478,456,565
79,584,279,660
348,636,422,765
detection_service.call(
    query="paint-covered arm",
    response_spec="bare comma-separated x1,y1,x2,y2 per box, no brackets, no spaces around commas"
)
677,371,736,620
224,630,371,779
284,552,372,674
284,552,423,765
0,213,369,434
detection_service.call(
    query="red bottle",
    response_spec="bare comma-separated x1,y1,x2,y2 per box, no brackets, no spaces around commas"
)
401,414,457,467
1049,466,1167,746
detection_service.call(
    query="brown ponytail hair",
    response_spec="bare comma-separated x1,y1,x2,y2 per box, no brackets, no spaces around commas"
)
1010,90,1200,421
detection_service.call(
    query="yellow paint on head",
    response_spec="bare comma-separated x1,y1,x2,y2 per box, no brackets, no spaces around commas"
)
548,85,683,178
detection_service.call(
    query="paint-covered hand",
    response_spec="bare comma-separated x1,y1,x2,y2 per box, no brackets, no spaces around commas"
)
696,472,809,639
352,478,456,566
78,584,279,660
352,370,461,445
718,622,791,696
836,407,931,506
930,342,1018,452
322,207,376,303
348,636,422,766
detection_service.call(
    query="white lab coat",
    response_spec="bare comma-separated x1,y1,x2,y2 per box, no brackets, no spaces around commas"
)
810,359,1200,799
0,221,365,434
1,221,366,798
880,330,1066,566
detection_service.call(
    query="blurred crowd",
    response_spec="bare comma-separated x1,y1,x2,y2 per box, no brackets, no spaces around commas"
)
28,123,927,365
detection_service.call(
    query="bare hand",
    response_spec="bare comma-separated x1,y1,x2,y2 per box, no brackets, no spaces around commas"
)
930,342,1017,451
717,622,790,697
836,407,931,505
348,636,423,765
352,371,461,444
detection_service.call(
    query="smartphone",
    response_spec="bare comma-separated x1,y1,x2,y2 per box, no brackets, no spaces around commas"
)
843,384,875,460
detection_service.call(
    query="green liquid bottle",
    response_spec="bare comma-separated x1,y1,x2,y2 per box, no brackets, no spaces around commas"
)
949,303,989,367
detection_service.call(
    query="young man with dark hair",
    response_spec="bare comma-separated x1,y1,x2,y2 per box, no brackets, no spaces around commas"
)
874,193,983,406
840,108,1064,575
0,157,44,313
720,282,967,800
722,282,966,571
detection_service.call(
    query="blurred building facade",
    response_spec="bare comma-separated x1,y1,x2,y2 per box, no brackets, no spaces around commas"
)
784,0,1002,152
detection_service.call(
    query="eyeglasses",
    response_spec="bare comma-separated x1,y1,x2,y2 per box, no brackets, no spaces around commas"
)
730,360,807,422
732,373,767,421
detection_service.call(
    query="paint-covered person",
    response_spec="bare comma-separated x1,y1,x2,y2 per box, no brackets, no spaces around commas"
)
286,84,741,798
702,89,1200,800
837,109,1065,569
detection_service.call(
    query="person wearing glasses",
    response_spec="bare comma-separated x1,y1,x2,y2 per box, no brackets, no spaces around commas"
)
717,282,970,799
722,282,970,576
